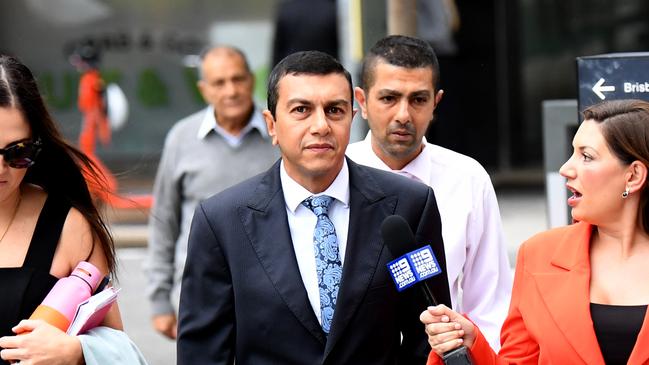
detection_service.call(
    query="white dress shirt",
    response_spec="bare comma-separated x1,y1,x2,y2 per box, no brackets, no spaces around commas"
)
280,159,350,325
347,132,513,350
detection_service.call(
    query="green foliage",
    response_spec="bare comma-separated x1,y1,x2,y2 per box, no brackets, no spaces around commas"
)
101,69,123,85
39,65,271,111
38,71,76,109
183,67,203,104
137,68,169,107
254,65,269,102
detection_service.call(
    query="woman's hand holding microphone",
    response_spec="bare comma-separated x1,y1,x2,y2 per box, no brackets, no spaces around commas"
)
420,304,478,357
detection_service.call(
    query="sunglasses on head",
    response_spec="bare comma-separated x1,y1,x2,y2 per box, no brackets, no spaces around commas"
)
0,138,42,168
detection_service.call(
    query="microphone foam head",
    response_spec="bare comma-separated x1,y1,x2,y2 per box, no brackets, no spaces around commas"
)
381,215,416,258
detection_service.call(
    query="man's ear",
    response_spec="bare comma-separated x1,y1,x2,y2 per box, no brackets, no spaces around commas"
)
197,80,208,101
434,89,444,106
248,72,256,89
627,160,648,194
354,87,369,119
263,110,279,146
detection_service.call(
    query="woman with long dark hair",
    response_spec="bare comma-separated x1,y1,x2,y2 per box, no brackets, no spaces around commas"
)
0,53,126,364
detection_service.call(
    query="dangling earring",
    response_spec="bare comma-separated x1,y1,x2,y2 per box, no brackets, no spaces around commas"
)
622,187,630,199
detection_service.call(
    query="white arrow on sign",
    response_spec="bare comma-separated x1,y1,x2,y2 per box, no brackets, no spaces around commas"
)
592,78,615,100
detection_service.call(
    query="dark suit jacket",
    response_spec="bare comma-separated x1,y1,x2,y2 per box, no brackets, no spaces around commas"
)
177,158,451,365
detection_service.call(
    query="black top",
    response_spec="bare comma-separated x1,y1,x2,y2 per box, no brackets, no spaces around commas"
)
0,195,70,361
591,302,647,365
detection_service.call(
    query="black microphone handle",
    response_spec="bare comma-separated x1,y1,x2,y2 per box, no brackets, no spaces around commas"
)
420,281,473,365
442,346,474,365
420,282,438,306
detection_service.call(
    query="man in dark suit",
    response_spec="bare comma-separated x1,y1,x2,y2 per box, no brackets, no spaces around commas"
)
177,51,451,364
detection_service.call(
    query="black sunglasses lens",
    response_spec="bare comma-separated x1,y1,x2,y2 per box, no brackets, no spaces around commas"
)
4,143,38,168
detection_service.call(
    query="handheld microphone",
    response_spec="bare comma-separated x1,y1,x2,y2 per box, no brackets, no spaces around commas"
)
381,215,440,305
381,215,473,365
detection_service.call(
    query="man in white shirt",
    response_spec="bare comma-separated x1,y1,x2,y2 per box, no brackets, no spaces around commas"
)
347,35,512,350
177,50,451,364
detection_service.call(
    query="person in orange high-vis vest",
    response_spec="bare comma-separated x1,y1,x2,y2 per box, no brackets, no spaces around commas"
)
75,47,111,156
70,46,151,209
70,46,116,203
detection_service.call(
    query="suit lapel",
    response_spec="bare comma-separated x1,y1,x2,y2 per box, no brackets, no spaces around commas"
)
239,161,326,345
531,223,605,365
324,159,397,358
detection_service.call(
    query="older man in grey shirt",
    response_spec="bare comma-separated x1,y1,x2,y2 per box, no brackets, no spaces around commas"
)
145,46,279,339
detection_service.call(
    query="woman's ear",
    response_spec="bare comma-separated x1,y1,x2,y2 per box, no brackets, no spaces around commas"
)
627,160,648,194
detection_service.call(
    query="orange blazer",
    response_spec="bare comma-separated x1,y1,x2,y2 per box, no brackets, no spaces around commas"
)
428,222,649,365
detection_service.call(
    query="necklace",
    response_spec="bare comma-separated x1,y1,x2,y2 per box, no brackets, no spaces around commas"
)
0,193,21,244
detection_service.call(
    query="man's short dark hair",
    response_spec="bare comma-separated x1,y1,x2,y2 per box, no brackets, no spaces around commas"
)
360,35,440,91
267,51,352,117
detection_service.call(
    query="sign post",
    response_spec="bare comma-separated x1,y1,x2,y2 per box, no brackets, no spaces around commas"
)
543,100,578,228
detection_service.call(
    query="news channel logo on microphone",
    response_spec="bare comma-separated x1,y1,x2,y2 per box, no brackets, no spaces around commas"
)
387,245,441,291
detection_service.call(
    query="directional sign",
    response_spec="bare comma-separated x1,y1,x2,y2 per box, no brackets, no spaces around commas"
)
577,52,649,120
591,78,615,100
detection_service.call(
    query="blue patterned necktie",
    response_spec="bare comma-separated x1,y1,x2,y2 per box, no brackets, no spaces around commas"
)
302,195,343,335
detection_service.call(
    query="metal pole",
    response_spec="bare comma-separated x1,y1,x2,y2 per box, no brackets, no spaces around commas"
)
387,0,417,36
494,0,511,172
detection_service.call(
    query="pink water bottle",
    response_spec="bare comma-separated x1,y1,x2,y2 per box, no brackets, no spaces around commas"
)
29,261,102,332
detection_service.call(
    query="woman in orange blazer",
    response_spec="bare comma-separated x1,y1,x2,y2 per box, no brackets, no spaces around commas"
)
422,99,649,365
